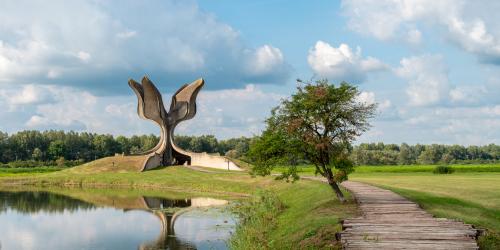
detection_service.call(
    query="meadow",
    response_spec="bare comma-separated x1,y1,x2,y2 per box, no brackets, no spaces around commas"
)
275,163,500,174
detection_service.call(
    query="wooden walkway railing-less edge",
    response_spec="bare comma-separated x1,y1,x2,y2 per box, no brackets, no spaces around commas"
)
339,181,479,250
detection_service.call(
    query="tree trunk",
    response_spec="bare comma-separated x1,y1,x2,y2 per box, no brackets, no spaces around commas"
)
324,168,346,203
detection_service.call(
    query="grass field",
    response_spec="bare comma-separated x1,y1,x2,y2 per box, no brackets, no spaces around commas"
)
275,163,500,174
0,166,64,176
0,165,356,249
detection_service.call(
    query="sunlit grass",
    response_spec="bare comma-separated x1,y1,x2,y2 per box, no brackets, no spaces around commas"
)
274,163,500,175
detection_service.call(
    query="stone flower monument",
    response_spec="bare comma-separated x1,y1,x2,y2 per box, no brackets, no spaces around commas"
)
129,76,241,171
128,76,203,170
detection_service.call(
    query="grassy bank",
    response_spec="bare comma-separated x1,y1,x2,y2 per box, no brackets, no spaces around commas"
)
0,165,356,249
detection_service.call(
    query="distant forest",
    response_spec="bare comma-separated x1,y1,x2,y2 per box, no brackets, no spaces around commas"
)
0,130,249,167
351,143,500,165
0,130,498,167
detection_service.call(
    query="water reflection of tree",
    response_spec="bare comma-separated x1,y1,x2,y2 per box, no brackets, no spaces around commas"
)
0,191,95,214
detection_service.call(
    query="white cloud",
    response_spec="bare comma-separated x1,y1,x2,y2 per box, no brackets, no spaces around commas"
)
357,91,394,121
116,30,137,39
7,85,46,105
341,0,500,63
25,88,98,130
406,29,422,45
0,0,290,93
448,85,487,104
307,41,386,83
76,51,91,63
176,84,285,138
379,99,392,111
0,84,55,109
25,115,49,127
395,54,450,106
357,91,376,105
403,105,500,144
246,45,285,76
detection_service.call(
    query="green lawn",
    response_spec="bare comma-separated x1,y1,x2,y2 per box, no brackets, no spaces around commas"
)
275,163,500,174
0,166,64,177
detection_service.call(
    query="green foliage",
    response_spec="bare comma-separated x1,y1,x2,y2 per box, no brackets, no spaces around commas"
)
248,79,376,200
351,142,500,166
433,165,455,174
0,130,250,167
478,231,500,250
247,129,300,177
331,158,354,182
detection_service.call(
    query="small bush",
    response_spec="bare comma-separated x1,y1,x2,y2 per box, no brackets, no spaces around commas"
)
433,165,455,174
478,231,500,250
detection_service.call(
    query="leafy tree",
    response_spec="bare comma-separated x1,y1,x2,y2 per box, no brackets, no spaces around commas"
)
248,80,376,202
32,148,43,161
398,143,413,165
418,145,443,164
48,140,66,160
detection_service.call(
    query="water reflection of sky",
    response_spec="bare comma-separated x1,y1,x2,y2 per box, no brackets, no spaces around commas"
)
175,209,237,249
1,208,161,250
0,192,235,250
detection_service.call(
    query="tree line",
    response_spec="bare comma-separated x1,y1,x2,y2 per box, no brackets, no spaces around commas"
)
1,130,498,168
350,142,500,165
0,130,250,167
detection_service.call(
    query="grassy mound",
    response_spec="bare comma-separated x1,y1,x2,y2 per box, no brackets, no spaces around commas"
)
67,155,146,173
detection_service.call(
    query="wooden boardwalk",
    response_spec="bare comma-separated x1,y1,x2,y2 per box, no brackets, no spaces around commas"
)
340,181,478,250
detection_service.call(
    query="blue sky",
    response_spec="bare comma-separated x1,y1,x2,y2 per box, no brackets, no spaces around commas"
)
0,0,499,145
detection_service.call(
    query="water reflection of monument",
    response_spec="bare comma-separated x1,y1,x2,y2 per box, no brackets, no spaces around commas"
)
138,196,229,250
0,190,230,250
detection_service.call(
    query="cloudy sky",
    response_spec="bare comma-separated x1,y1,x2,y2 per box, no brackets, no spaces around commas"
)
1,0,499,145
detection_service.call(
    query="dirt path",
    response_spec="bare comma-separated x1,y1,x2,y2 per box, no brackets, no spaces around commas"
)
340,181,478,249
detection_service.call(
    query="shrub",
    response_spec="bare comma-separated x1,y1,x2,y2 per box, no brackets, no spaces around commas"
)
55,157,66,167
478,231,500,250
433,165,455,174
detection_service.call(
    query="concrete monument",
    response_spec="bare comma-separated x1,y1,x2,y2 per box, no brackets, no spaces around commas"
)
129,76,204,171
129,76,242,171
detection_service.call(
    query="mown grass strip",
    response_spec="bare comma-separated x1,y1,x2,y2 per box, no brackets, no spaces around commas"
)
274,163,500,174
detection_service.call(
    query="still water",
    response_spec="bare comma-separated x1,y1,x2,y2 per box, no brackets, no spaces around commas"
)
0,190,237,250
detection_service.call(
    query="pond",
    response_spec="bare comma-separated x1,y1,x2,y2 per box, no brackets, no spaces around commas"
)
0,190,237,250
